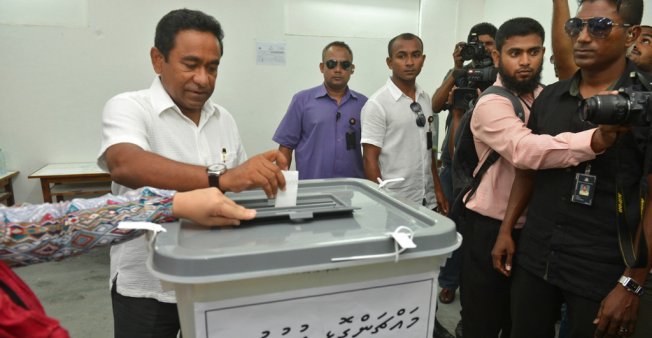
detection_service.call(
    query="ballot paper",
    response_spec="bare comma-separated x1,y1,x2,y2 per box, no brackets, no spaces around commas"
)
274,170,298,207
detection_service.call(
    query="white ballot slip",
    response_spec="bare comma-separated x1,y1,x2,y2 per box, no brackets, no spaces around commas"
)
274,170,298,207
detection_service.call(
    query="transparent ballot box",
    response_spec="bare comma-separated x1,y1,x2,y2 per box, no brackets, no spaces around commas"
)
147,178,460,337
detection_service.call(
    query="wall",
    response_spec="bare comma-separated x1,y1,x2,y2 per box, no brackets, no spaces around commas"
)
1,0,651,203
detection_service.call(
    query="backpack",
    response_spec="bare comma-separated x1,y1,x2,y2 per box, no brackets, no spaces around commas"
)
449,86,525,220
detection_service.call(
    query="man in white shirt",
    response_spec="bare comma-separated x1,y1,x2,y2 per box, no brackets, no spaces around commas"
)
97,9,287,338
361,33,446,211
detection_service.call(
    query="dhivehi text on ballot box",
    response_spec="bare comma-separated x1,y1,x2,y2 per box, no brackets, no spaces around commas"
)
147,178,460,337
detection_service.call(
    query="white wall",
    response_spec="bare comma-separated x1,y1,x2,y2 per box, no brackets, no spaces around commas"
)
1,0,651,203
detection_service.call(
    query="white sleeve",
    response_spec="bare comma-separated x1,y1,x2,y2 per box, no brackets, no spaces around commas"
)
360,99,387,148
97,95,151,171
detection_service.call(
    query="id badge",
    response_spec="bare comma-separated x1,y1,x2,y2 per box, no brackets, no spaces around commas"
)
571,173,597,205
346,131,355,150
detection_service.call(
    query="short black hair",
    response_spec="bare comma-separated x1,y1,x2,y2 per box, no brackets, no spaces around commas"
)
322,41,353,61
387,33,424,57
155,9,224,60
469,22,498,41
577,0,643,25
495,17,545,52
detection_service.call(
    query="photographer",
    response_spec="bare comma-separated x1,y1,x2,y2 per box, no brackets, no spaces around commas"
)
494,0,652,337
431,23,497,321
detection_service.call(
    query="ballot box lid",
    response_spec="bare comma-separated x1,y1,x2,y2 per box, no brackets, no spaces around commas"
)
148,178,459,284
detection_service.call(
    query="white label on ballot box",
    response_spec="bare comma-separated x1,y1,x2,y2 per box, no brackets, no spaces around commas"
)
194,272,437,337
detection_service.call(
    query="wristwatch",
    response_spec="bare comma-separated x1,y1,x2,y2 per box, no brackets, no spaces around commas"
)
618,276,644,296
207,163,227,189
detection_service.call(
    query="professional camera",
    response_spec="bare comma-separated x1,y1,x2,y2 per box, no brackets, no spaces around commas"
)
460,33,492,65
580,86,652,126
451,33,497,110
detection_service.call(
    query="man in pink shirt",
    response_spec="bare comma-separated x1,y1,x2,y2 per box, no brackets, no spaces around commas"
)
458,17,620,337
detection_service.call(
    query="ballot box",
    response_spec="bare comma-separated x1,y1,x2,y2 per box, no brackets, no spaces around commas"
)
148,178,460,338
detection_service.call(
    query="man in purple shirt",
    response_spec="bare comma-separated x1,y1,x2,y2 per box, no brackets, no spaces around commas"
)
273,41,367,179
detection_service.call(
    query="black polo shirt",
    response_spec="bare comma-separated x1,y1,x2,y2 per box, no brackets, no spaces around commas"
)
517,61,652,302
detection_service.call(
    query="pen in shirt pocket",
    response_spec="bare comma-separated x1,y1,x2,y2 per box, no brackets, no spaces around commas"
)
221,148,227,163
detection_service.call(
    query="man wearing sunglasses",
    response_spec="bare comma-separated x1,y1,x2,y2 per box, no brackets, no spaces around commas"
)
497,1,652,337
361,33,447,214
273,41,367,179
553,0,652,78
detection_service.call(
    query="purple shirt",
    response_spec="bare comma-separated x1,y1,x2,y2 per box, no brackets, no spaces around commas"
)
273,84,367,179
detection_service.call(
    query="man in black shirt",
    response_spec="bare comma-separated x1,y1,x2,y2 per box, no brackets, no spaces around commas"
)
493,0,652,337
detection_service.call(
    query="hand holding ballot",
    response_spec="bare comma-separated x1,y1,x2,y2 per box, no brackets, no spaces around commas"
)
219,150,289,198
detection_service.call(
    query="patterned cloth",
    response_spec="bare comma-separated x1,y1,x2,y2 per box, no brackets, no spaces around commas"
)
0,187,175,267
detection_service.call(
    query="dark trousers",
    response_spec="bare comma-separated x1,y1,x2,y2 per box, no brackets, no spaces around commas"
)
438,165,462,291
510,265,601,338
632,273,652,338
460,211,518,338
111,282,181,338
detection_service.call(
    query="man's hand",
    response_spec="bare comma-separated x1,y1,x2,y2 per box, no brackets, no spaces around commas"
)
590,124,630,153
453,42,465,69
219,149,289,198
434,189,449,215
172,187,256,226
593,285,640,338
491,231,515,277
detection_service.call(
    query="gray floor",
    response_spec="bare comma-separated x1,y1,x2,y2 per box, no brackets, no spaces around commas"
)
14,247,114,338
14,248,462,338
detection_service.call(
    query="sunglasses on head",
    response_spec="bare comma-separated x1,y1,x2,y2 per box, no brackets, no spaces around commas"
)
325,59,352,70
564,17,632,39
410,102,426,127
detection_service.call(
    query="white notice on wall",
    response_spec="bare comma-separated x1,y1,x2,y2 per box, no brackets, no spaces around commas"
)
193,272,437,337
256,41,286,65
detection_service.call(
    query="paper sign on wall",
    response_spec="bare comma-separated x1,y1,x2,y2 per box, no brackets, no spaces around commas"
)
256,41,286,65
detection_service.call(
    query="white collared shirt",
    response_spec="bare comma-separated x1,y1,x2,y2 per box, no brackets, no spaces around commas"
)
97,77,246,303
361,78,436,208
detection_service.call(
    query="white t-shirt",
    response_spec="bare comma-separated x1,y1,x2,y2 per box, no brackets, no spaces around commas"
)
97,77,246,303
361,78,436,208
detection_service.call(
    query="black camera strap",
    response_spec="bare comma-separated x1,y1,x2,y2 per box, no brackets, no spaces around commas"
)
614,70,652,268
615,138,650,268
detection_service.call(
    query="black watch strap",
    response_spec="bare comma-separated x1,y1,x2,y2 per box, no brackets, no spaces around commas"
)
208,173,220,189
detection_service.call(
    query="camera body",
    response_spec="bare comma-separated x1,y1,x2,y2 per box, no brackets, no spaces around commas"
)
580,86,652,126
451,33,497,110
460,33,491,64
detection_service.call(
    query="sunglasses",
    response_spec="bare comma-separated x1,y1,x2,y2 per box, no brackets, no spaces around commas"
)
325,59,352,70
410,102,426,127
564,17,632,39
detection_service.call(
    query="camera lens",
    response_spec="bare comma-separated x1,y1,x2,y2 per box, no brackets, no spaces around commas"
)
580,95,630,124
460,45,475,61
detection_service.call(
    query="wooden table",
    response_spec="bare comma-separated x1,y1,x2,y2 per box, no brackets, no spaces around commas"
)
29,163,112,203
0,171,19,206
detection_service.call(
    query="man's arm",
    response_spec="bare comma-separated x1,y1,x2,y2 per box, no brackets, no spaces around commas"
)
491,168,535,276
552,0,578,80
431,151,449,214
471,95,620,170
106,143,208,191
278,145,293,169
593,173,652,337
431,42,465,113
106,143,288,197
362,143,382,183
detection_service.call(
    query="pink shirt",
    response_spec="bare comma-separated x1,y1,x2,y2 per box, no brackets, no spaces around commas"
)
466,77,597,227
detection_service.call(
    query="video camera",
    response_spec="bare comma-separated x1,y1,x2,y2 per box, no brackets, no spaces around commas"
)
452,33,497,110
580,74,652,126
